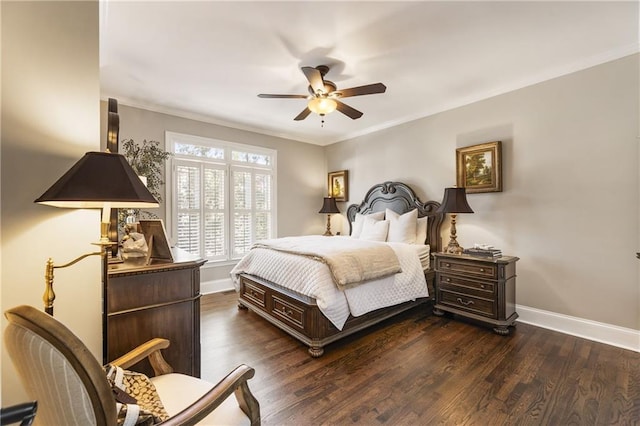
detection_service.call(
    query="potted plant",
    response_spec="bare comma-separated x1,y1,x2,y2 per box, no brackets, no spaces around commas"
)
118,138,172,232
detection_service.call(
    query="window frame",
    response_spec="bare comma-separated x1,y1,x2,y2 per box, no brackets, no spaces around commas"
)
165,131,277,266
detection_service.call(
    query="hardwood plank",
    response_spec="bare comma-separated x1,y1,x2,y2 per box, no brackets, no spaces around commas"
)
200,291,640,425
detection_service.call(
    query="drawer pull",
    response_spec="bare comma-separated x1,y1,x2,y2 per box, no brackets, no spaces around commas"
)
480,285,485,289
446,278,451,282
281,306,293,316
479,268,485,272
456,297,475,307
445,263,451,267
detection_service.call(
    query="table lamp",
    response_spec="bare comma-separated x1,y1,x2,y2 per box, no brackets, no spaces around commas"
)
436,187,474,254
35,151,159,316
319,197,340,236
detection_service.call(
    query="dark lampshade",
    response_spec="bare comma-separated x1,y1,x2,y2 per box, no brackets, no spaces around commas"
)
35,151,158,208
318,197,340,214
436,187,474,214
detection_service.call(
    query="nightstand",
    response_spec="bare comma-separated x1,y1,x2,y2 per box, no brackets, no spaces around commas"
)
433,252,519,335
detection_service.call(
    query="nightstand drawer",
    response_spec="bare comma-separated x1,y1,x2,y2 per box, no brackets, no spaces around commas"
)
436,258,497,279
439,289,495,318
438,274,495,298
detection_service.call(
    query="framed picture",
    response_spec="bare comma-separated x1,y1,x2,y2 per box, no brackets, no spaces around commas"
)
456,141,503,193
139,219,174,264
328,170,349,202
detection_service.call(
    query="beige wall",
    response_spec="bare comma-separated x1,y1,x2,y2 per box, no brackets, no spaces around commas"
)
326,55,640,330
1,2,101,405
100,104,326,281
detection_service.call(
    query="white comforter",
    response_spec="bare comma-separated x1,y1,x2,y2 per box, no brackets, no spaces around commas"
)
230,236,430,330
253,235,401,288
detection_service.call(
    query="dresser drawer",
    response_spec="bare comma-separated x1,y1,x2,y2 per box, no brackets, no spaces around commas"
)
439,289,495,318
272,296,306,331
438,274,495,298
108,268,195,313
436,258,497,279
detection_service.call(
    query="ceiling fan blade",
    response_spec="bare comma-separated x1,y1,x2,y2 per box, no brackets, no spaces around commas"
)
335,83,387,98
258,94,308,99
294,108,312,121
301,66,325,94
335,100,363,120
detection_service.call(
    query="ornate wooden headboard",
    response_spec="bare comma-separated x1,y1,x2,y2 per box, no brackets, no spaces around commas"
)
346,181,443,253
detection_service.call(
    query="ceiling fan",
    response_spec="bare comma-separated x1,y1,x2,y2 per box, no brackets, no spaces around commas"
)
258,65,386,122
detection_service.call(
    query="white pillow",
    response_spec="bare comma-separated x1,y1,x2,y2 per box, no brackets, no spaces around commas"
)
385,208,418,244
359,217,390,242
415,216,428,245
351,211,385,238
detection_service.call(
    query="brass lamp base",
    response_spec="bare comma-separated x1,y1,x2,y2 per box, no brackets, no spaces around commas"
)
443,213,464,255
323,214,334,236
444,240,464,255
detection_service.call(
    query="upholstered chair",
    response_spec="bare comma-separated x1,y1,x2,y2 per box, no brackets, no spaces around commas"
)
4,305,260,425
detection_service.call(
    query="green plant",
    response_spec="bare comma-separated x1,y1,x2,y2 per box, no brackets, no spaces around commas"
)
118,139,172,231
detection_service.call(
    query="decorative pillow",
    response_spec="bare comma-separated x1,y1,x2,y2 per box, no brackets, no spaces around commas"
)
385,208,418,244
359,217,390,241
351,211,385,238
415,216,428,245
105,364,170,426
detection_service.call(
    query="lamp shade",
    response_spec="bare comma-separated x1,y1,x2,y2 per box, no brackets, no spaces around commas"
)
34,151,159,208
318,197,340,214
436,187,474,214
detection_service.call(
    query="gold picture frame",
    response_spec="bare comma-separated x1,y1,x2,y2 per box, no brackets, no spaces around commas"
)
456,141,502,193
328,170,349,202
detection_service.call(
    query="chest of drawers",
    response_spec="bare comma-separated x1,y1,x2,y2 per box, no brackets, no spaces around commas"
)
433,253,518,335
106,248,205,377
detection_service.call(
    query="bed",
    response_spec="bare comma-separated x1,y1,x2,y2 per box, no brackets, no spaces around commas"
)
233,181,443,357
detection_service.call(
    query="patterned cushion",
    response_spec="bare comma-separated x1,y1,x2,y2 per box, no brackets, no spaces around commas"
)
105,364,169,426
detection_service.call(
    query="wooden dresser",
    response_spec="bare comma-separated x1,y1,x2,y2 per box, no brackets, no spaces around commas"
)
433,253,519,335
106,248,206,377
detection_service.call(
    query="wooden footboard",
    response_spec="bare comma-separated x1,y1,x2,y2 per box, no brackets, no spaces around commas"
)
237,272,433,357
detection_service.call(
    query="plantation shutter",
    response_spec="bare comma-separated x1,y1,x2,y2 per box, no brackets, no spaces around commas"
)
168,132,276,263
175,163,201,255
204,166,226,259
230,168,274,258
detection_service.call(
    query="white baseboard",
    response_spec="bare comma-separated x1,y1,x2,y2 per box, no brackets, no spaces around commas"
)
201,278,234,295
516,304,639,353
196,284,639,352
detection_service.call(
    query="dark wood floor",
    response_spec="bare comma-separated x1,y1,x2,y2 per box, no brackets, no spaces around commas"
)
200,291,640,425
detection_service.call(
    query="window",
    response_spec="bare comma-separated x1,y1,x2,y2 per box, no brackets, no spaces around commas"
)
166,132,276,263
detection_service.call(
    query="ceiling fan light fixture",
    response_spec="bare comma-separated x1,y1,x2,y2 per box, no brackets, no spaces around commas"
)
308,97,337,115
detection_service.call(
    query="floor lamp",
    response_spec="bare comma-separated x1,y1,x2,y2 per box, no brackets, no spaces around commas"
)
34,151,159,360
436,187,474,254
35,151,159,314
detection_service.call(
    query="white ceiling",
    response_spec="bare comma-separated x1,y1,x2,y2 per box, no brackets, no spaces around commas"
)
100,1,638,146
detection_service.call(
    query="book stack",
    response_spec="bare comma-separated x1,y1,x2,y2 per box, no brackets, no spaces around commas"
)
463,244,502,258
